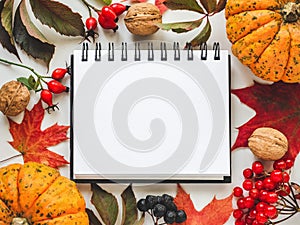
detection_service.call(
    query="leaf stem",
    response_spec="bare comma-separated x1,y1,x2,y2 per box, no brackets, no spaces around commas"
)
147,211,156,225
276,201,294,209
0,58,50,89
0,58,40,77
80,0,100,15
280,195,297,209
0,58,48,79
272,212,297,224
0,154,22,164
289,182,300,208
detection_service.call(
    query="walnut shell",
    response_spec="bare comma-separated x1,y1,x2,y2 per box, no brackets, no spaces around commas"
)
248,127,288,160
0,80,30,116
124,3,162,36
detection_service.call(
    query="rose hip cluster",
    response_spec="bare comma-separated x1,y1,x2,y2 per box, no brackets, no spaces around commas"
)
233,159,295,225
41,67,70,112
85,3,128,41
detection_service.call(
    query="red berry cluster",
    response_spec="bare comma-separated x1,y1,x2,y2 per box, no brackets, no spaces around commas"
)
233,159,299,225
41,67,70,113
84,3,128,41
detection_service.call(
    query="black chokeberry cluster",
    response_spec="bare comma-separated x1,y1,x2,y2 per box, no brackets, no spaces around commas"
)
137,194,187,224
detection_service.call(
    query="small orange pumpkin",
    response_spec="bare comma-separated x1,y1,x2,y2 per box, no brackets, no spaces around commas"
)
0,162,88,225
225,0,300,83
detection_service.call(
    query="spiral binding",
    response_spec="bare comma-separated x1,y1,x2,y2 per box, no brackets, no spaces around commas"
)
81,42,221,62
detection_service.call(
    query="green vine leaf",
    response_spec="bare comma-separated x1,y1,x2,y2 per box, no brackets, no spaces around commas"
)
86,208,103,225
157,18,203,33
121,185,137,225
91,184,119,225
163,0,205,13
200,0,216,13
214,0,227,13
0,0,20,60
13,0,55,68
190,19,212,47
29,0,85,37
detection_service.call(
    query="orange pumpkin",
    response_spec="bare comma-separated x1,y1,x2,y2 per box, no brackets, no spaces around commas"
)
0,162,88,225
225,0,300,83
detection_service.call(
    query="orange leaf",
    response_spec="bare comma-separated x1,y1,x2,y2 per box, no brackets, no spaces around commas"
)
8,100,69,168
174,184,233,225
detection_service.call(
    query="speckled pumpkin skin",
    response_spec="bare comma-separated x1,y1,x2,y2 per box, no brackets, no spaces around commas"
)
225,0,300,83
0,162,88,225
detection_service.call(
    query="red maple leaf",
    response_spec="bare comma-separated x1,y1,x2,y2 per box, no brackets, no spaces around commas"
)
231,82,300,161
174,184,233,225
8,100,69,168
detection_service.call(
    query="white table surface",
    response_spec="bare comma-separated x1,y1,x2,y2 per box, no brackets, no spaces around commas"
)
0,1,299,224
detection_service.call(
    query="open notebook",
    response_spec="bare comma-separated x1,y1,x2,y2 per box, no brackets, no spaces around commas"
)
70,42,231,183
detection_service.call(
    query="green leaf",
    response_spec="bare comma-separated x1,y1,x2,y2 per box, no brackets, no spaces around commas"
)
200,0,216,13
121,185,137,225
214,0,227,13
91,184,118,225
133,213,145,225
28,75,37,89
157,18,203,33
190,19,212,47
29,0,85,37
0,0,20,60
163,0,204,13
13,0,55,68
17,77,33,90
86,208,103,225
1,0,14,38
100,0,112,5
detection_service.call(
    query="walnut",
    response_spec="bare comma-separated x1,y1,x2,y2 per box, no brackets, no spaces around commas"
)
0,80,30,116
124,3,162,36
248,127,288,160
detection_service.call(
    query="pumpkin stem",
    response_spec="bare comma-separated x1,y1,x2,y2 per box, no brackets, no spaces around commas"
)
11,218,30,225
281,2,300,23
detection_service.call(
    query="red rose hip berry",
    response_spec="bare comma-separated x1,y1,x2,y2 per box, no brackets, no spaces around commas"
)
47,80,69,94
52,68,68,80
86,17,98,30
40,89,58,112
109,3,129,16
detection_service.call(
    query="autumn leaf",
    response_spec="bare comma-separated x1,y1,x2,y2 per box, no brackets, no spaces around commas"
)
158,18,203,33
29,0,85,37
8,100,69,168
0,0,20,60
163,0,205,13
190,19,211,47
214,0,227,13
200,0,216,13
121,185,137,225
91,184,119,225
231,82,300,161
174,184,233,225
13,0,55,68
86,208,103,225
